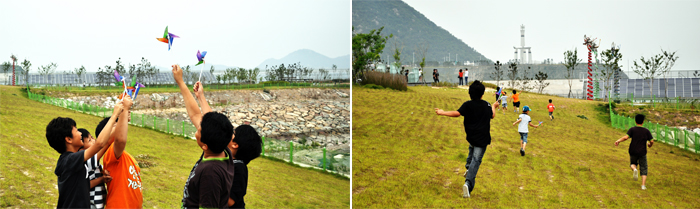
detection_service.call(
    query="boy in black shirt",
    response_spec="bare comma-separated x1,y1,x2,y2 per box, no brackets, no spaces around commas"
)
226,125,262,208
614,114,654,190
173,64,235,208
435,80,499,198
46,103,122,208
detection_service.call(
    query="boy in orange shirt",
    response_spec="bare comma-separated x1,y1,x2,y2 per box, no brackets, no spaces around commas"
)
95,95,144,208
547,99,555,121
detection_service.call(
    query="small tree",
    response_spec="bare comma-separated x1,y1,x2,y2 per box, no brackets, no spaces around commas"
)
1,61,10,74
518,66,534,92
72,65,87,85
392,39,403,71
491,60,504,87
660,50,678,97
534,71,549,94
182,65,191,84
507,62,519,90
563,48,582,98
38,62,58,85
352,26,392,81
600,45,623,101
632,53,665,98
20,59,32,86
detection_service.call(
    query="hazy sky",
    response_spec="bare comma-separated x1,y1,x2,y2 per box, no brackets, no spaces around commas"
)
0,0,350,72
403,0,700,73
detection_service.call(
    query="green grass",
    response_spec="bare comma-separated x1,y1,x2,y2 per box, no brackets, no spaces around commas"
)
0,86,349,208
29,83,349,97
352,86,700,208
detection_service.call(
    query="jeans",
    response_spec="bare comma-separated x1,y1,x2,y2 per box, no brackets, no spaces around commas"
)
464,144,488,192
465,76,468,85
458,77,463,85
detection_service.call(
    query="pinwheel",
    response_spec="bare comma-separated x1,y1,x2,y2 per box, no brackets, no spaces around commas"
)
196,50,207,82
156,26,179,51
114,70,128,100
132,82,145,100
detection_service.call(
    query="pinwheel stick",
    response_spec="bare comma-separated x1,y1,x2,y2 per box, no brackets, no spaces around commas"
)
120,78,128,101
198,63,205,82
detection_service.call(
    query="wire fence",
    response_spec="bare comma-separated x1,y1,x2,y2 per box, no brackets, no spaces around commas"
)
611,93,699,111
610,112,699,154
26,90,349,176
28,81,350,92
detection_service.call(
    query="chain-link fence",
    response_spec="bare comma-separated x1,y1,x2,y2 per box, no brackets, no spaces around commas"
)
27,90,349,176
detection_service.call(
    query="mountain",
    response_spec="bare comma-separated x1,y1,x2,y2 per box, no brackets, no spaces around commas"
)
256,49,350,70
353,0,490,64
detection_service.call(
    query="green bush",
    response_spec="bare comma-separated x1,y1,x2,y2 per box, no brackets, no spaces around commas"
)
361,71,407,91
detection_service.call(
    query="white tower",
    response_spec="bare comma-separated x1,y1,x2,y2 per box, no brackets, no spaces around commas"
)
513,24,532,64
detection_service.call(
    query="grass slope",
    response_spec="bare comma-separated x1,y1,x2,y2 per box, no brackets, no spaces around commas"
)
352,86,700,208
0,86,349,208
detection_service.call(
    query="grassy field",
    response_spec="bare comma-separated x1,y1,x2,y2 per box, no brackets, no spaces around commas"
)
352,85,700,208
0,86,349,208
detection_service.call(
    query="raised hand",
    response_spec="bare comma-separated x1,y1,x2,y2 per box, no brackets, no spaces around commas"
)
113,101,124,117
193,81,203,99
172,64,183,83
122,95,133,110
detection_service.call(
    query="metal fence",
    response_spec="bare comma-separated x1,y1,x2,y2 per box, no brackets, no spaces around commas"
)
26,90,349,176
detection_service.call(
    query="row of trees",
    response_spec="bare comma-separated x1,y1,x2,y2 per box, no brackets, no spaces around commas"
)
490,60,550,94
216,67,261,84
1,55,57,86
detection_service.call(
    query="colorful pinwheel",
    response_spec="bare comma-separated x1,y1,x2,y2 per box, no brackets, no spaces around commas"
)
196,50,207,66
132,82,145,100
113,70,128,100
196,50,207,82
156,26,179,51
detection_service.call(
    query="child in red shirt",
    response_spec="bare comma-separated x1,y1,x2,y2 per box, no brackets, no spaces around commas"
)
547,99,555,121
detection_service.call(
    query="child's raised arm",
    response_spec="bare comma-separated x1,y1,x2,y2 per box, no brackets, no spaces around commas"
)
193,81,213,114
112,95,133,159
85,101,123,161
528,122,539,128
172,65,203,129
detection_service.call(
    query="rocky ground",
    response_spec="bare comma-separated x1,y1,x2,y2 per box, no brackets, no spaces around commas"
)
62,88,350,150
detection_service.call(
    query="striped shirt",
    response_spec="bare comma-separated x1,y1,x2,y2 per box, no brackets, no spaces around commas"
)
85,155,105,209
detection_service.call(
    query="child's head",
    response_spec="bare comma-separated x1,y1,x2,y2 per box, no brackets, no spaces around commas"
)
460,69,463,72
46,117,82,154
523,106,531,113
549,99,552,103
198,112,234,154
231,125,262,164
635,114,645,125
77,128,94,151
468,80,485,100
95,117,118,139
503,92,507,96
512,90,517,94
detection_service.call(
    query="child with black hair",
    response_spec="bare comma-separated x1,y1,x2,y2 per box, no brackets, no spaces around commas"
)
547,99,555,121
226,125,262,208
615,114,654,190
173,64,235,208
46,103,122,208
191,78,262,208
512,90,521,113
95,95,143,208
512,106,540,156
434,80,499,198
78,128,112,209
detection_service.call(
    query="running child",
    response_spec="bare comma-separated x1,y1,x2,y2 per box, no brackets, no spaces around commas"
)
46,103,122,208
614,114,654,190
547,99,555,121
434,80,499,198
511,106,539,156
499,92,508,114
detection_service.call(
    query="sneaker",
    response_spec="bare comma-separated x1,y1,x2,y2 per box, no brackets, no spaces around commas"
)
520,148,525,156
462,182,471,198
633,169,638,180
641,185,647,190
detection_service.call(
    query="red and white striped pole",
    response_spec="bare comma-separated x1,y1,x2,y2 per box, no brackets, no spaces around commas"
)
586,44,594,100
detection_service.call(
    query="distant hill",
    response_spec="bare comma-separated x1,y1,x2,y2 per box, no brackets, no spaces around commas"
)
256,49,350,70
352,0,490,64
